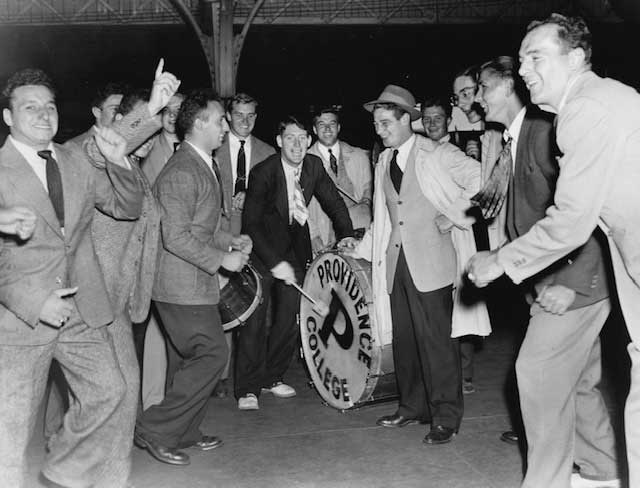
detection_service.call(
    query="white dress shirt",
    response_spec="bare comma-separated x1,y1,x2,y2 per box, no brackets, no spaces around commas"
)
281,159,304,223
9,135,55,192
185,140,218,181
506,106,527,170
394,133,417,172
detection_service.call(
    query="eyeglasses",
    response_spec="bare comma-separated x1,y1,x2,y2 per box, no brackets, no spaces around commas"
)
231,111,257,122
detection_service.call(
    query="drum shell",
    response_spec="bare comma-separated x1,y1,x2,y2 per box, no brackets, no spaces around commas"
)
299,251,394,410
218,264,262,331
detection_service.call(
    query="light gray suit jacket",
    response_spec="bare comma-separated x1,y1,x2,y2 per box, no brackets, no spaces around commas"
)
141,131,173,187
497,70,640,344
215,134,275,235
152,142,233,305
0,139,144,346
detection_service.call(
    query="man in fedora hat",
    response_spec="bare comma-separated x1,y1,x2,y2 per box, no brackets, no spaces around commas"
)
351,84,480,444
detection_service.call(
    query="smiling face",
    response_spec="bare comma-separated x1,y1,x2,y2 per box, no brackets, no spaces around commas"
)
227,101,257,139
373,107,411,149
421,105,450,142
3,84,58,150
313,112,340,147
161,94,184,135
475,69,511,125
277,123,311,166
518,24,577,112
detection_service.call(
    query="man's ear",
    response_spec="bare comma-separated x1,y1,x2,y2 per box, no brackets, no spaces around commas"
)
400,112,411,127
312,125,318,137
276,134,283,149
568,47,586,71
91,106,101,123
306,135,312,149
2,108,13,128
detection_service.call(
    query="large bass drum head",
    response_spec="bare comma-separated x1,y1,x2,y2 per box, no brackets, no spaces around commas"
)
299,252,379,410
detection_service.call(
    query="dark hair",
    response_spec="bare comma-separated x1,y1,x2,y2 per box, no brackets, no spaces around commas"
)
227,92,258,113
277,115,308,136
479,56,528,101
527,13,592,66
91,82,130,110
176,89,223,139
453,65,480,86
420,96,452,119
372,102,408,121
2,69,56,109
117,88,151,117
312,106,341,125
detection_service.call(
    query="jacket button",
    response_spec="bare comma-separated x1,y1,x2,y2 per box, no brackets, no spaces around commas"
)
399,221,404,225
398,200,403,205
395,244,399,248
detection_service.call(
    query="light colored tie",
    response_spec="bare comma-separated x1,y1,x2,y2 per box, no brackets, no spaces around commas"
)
471,136,513,219
292,168,308,225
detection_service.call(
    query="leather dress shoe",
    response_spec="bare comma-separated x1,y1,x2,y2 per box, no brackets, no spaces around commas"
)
500,430,519,445
423,425,457,445
376,413,426,428
134,431,190,466
187,435,223,451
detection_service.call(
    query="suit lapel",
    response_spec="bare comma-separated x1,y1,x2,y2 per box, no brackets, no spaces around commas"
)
2,140,64,238
274,157,289,221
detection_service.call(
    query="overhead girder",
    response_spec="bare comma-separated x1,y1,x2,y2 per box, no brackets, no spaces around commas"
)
0,0,622,26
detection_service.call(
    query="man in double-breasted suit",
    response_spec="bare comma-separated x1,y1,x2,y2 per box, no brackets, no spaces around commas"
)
306,107,372,254
134,90,250,466
354,85,478,445
473,56,618,488
0,68,144,488
214,93,276,408
242,116,355,407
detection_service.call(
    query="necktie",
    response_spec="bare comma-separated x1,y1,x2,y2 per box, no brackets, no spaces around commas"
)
471,136,513,219
328,148,338,175
235,140,246,195
389,149,402,194
37,150,65,228
292,168,308,226
173,142,180,152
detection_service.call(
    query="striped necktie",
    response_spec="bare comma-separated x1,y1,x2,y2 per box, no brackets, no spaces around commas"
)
471,136,513,219
292,167,308,225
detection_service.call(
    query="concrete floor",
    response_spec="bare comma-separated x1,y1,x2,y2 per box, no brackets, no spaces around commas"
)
26,315,628,488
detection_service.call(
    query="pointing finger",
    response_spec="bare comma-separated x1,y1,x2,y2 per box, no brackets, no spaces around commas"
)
155,58,164,80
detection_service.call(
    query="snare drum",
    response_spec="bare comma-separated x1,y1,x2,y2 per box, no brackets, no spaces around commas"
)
218,264,262,331
299,251,396,410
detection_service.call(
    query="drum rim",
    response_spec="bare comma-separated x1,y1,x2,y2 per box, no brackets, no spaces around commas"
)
298,250,383,409
221,263,263,331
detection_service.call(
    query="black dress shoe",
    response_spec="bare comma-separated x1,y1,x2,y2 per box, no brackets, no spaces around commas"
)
376,413,426,428
423,425,456,445
500,430,519,445
134,431,190,466
187,435,223,451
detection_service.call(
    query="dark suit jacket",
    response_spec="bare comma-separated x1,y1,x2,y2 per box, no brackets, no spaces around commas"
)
0,139,143,346
506,107,608,310
243,153,354,271
152,142,233,305
215,134,276,235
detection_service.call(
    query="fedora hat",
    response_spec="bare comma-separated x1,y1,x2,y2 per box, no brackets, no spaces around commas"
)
363,84,421,121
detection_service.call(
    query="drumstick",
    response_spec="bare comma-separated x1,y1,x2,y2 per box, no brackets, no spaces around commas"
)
292,283,330,318
291,282,318,305
336,186,358,204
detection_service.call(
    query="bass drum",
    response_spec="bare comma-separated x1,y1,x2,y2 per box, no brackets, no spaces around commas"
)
218,264,262,331
299,251,396,410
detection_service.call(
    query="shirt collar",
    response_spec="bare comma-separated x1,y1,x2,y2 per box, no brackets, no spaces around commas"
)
185,140,213,168
506,107,527,143
395,133,416,158
317,141,339,161
9,135,55,161
557,71,589,114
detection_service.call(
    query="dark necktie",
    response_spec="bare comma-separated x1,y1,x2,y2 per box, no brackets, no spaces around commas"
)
173,142,180,152
37,150,65,228
389,149,402,194
328,148,338,175
471,136,513,219
235,140,246,195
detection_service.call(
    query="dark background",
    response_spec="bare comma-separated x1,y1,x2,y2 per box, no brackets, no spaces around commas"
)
1,21,639,148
